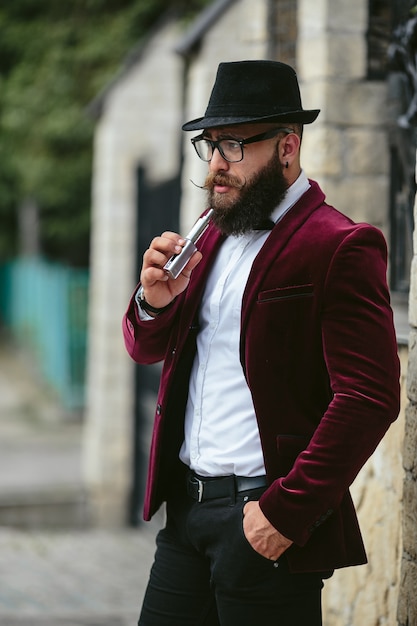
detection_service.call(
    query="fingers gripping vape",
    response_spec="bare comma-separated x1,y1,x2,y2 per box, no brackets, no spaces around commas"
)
163,209,214,279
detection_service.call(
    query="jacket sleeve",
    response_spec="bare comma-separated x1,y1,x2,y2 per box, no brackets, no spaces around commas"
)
259,225,401,546
122,286,182,365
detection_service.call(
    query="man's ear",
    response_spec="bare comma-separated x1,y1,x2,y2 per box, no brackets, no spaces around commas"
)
280,133,300,167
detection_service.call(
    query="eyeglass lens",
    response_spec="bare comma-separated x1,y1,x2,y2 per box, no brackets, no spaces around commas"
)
194,138,243,163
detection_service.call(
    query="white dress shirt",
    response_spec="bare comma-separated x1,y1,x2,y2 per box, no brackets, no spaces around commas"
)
179,171,310,477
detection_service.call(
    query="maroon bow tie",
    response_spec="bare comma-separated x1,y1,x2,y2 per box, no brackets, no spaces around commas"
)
253,219,275,231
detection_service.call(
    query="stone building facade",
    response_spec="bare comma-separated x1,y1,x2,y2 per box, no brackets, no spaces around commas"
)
85,0,411,623
84,16,184,525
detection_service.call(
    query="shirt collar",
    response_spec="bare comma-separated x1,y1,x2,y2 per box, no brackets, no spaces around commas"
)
270,170,310,224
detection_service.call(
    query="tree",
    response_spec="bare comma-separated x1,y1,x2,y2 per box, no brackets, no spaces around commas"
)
0,0,210,266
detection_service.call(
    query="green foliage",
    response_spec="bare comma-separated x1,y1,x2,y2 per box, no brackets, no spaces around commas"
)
0,0,210,266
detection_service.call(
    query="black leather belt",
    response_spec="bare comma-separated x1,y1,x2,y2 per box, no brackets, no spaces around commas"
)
187,471,267,502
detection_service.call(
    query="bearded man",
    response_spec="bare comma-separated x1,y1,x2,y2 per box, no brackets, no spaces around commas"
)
123,60,400,626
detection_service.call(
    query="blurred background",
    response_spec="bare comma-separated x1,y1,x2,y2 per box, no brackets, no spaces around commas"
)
0,0,210,519
0,0,415,624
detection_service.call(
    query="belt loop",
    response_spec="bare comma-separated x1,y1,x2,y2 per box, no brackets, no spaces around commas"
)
229,476,237,506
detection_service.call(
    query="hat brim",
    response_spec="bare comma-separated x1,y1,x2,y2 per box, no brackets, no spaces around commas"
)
182,109,320,131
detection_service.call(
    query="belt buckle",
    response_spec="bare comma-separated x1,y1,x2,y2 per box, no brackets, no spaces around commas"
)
196,477,204,502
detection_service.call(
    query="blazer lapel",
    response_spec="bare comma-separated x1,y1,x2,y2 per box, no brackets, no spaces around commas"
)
178,223,225,337
181,182,325,362
240,181,325,366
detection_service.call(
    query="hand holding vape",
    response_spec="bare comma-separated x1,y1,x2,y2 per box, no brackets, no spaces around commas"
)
163,209,214,279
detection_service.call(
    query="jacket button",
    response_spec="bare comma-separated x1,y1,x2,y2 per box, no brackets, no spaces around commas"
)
156,404,162,415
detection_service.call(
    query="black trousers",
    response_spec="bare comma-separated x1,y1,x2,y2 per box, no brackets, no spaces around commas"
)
139,484,332,626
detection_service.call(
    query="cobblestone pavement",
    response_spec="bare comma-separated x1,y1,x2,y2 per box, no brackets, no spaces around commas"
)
0,337,160,625
0,525,158,625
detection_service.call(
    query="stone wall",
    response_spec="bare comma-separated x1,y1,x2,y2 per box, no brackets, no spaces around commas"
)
323,346,406,625
298,0,389,233
397,220,417,624
297,1,406,623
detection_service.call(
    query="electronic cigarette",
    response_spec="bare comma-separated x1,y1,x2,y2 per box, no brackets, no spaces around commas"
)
163,209,214,279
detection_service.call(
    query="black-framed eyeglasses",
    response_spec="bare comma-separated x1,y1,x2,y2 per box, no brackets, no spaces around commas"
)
191,127,294,163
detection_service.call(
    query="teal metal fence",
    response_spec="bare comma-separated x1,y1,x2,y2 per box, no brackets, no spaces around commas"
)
0,257,89,410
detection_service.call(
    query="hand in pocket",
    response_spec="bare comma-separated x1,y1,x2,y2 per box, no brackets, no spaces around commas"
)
243,501,293,561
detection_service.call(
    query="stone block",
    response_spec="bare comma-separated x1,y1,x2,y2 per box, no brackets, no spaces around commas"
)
398,558,417,626
297,38,328,79
327,35,366,79
408,258,417,328
87,486,131,527
322,176,388,226
298,35,366,80
406,331,417,400
240,0,268,43
301,126,343,177
403,404,417,473
345,129,389,176
297,79,327,120
0,488,91,530
402,476,417,560
325,82,389,126
327,0,367,32
298,0,327,34
299,0,367,36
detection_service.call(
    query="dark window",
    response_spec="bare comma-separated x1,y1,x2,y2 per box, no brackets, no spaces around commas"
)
367,0,413,79
367,0,393,79
383,2,417,292
130,165,180,525
267,0,297,68
389,141,416,293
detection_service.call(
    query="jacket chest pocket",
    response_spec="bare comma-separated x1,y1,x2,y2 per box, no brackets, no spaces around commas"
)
257,283,314,303
251,283,316,352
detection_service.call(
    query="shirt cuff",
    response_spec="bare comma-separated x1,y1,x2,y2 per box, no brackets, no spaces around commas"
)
135,288,156,321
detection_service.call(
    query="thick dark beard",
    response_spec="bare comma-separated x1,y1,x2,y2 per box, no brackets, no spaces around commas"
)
205,152,288,236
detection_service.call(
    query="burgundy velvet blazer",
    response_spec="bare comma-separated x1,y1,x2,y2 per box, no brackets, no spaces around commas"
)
123,180,400,573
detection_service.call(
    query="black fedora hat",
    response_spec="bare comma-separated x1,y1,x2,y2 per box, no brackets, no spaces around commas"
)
182,60,320,131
